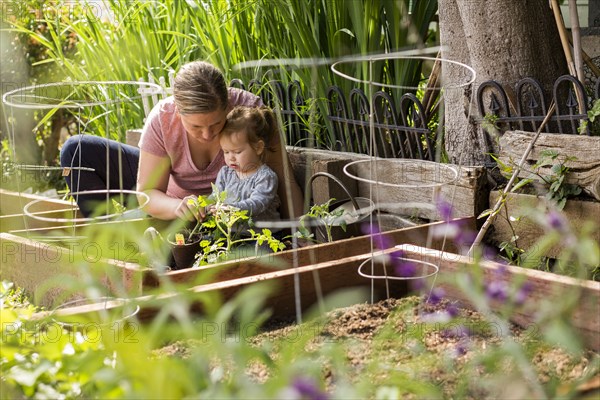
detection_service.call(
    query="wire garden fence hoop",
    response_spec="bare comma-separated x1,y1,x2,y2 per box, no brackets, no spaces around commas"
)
330,52,477,91
51,296,140,329
23,189,149,224
343,159,459,189
2,80,164,109
357,256,439,282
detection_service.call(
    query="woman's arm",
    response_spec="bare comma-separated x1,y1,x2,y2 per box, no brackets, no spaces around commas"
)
136,150,197,221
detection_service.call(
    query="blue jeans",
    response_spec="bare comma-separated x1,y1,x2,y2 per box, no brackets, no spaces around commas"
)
60,135,140,217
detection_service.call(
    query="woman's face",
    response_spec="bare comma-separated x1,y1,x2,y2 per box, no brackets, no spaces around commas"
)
179,109,228,144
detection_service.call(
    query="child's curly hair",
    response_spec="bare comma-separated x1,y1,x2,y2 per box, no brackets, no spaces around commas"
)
220,106,279,157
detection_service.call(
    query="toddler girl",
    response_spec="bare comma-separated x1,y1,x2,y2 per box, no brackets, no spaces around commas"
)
212,106,281,225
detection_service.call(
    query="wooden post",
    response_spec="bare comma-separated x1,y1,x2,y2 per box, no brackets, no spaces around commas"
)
568,0,584,82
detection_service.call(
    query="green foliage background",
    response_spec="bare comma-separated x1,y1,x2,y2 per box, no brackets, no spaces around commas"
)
3,0,438,154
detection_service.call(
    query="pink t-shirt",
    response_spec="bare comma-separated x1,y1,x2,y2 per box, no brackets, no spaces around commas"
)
139,87,262,199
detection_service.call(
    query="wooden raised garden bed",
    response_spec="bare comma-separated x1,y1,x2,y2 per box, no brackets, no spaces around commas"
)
490,130,600,258
37,238,600,352
397,244,600,351
0,218,471,309
487,190,600,259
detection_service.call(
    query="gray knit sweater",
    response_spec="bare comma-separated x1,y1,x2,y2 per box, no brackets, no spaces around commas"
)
214,164,281,223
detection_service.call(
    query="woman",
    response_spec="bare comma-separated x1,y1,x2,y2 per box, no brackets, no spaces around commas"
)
60,61,303,221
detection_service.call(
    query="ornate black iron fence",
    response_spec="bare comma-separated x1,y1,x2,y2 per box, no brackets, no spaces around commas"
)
230,73,599,162
229,78,436,161
477,74,600,135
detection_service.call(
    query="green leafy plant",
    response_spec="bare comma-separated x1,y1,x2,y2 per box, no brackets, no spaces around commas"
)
298,198,346,243
578,98,600,135
286,97,328,148
478,153,532,224
498,235,525,265
487,148,583,211
479,150,580,270
111,198,127,215
481,113,500,136
193,186,285,266
532,150,582,210
184,194,217,240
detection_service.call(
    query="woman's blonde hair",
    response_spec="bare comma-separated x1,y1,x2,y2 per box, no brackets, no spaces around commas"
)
221,106,279,156
172,61,228,114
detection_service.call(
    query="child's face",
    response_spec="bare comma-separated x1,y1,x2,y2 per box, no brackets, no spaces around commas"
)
220,131,264,175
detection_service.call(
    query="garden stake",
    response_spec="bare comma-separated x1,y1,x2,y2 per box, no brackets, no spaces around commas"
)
550,0,585,113
421,52,441,121
467,102,556,257
551,0,576,77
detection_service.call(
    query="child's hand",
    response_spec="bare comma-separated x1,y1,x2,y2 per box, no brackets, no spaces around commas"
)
211,204,234,213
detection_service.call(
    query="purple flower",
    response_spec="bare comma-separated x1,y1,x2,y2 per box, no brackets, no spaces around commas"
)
546,210,568,233
394,259,417,277
454,224,477,247
436,197,453,221
494,263,508,279
482,245,498,261
514,281,533,305
454,339,470,357
291,377,328,400
485,280,508,302
389,249,404,259
445,303,460,318
361,221,379,236
361,222,392,250
431,219,476,247
410,277,426,292
427,287,446,305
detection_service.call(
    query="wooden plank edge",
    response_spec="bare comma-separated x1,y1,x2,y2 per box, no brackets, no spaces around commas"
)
150,218,474,284
33,248,402,322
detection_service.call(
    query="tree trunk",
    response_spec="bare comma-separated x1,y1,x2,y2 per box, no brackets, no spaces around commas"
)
438,0,568,166
438,0,484,166
43,110,64,166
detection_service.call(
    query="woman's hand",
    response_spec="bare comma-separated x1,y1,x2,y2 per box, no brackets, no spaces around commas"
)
175,195,208,221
